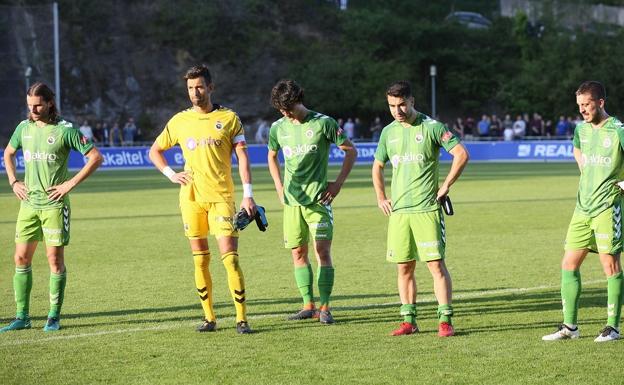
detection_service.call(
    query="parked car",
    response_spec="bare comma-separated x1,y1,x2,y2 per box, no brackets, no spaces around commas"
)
445,11,492,29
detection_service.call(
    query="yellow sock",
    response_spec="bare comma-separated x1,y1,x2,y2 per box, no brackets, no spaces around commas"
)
193,250,215,322
221,251,246,322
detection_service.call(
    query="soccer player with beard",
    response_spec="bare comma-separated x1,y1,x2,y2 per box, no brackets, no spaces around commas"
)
372,81,468,337
2,82,103,332
149,65,256,334
543,81,624,342
268,79,356,324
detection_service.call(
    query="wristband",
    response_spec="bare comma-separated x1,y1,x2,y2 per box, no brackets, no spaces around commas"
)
243,183,253,198
162,166,176,179
10,179,19,187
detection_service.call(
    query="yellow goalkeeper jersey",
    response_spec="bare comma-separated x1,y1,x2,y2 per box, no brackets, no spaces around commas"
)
155,104,246,203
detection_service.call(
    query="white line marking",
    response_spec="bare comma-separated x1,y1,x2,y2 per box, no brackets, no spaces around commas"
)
0,279,604,346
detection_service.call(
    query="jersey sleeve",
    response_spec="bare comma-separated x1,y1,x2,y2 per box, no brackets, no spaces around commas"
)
64,123,94,155
155,119,178,151
617,126,624,152
8,122,25,150
573,124,581,149
374,128,389,163
433,122,460,152
268,121,281,151
322,117,347,146
230,114,246,145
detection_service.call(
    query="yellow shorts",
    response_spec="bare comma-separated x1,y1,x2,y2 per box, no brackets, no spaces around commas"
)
180,201,237,239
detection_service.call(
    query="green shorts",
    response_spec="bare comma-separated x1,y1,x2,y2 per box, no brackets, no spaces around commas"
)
386,210,446,263
15,202,71,246
283,203,333,248
565,201,623,255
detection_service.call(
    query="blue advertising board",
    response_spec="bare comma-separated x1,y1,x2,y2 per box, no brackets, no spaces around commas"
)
0,141,575,172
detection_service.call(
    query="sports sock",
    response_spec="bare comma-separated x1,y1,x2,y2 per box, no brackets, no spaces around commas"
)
400,303,417,325
317,266,334,308
221,251,247,322
14,265,33,319
437,304,453,324
48,269,67,319
193,250,215,322
294,264,314,307
561,269,581,326
607,271,623,329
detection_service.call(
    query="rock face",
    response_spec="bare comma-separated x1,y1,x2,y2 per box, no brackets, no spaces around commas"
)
0,1,295,144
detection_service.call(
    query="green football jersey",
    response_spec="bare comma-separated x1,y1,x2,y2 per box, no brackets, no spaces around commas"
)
268,110,346,206
374,112,460,213
8,119,94,210
572,116,624,217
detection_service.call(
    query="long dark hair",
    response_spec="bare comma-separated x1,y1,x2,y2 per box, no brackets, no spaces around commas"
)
27,82,59,123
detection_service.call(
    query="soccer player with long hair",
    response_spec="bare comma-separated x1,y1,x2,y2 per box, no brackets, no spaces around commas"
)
2,82,103,332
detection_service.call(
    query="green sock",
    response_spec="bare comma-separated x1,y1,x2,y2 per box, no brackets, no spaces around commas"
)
48,270,67,319
561,269,581,326
294,265,314,306
317,266,335,308
607,271,623,329
400,304,416,325
437,304,453,324
14,265,33,319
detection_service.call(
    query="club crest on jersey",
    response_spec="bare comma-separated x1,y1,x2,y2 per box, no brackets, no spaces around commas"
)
47,136,56,145
603,137,612,148
186,138,197,150
215,121,223,130
305,129,314,139
441,131,453,142
80,136,88,145
415,133,424,143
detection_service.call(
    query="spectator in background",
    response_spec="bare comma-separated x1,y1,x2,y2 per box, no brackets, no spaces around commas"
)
254,118,269,144
93,122,103,144
452,117,465,138
123,117,137,146
503,114,513,134
556,116,568,137
544,119,553,137
109,121,123,147
513,115,526,139
101,122,110,146
464,116,476,137
343,118,355,140
354,118,363,140
477,114,490,137
503,121,514,141
528,113,544,136
369,116,383,142
79,120,94,141
489,114,501,137
337,118,344,130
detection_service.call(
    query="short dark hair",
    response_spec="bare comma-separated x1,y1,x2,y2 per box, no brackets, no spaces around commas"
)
386,81,413,99
27,82,59,122
271,79,304,111
576,81,606,100
184,64,212,83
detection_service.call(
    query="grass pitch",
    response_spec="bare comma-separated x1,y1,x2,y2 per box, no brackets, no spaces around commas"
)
1,162,623,385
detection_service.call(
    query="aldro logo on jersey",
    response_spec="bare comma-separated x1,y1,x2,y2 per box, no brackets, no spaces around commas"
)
581,153,612,167
283,144,318,159
23,150,57,163
390,153,425,168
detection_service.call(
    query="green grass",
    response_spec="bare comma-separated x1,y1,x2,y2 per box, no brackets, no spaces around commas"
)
1,163,623,385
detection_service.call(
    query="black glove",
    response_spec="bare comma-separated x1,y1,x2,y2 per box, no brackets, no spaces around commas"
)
441,196,454,216
234,205,269,231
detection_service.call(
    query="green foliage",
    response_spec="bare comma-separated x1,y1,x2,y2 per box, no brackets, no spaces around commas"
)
2,163,624,385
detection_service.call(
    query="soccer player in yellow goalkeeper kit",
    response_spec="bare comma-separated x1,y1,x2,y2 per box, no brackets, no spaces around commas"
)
149,65,256,334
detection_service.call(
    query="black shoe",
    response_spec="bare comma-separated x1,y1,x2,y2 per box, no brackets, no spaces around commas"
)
236,321,252,334
286,308,318,321
196,319,216,332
